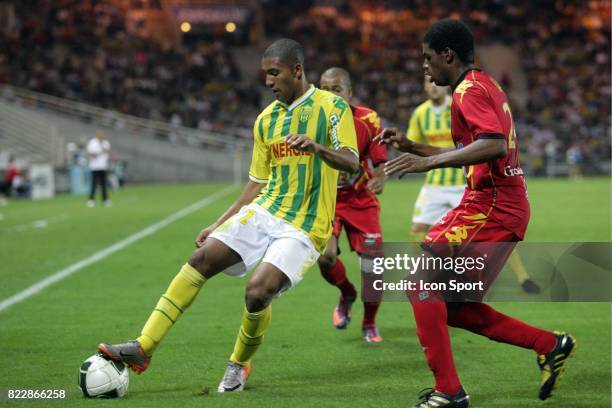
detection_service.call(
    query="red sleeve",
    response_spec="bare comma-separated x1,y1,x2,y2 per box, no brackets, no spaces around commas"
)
459,85,504,139
368,134,388,166
362,109,388,165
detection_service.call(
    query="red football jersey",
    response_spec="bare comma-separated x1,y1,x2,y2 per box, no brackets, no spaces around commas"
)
4,163,20,183
450,69,530,238
337,105,388,196
451,69,526,192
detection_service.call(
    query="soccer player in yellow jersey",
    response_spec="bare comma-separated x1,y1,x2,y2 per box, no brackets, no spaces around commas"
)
407,76,540,294
98,38,359,393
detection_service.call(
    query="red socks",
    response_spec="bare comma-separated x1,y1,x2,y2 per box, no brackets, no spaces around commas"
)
320,258,382,327
411,300,557,395
447,303,557,355
320,258,356,299
362,302,380,326
411,301,462,395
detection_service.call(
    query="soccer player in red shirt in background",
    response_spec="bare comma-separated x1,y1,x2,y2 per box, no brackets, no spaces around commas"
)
319,67,388,342
378,20,576,408
1,155,20,198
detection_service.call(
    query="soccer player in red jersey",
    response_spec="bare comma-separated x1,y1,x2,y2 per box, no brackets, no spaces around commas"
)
319,67,388,342
377,20,576,407
1,155,20,198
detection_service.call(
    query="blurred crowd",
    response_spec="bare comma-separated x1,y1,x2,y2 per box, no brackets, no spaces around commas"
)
518,1,611,173
1,0,610,173
0,0,261,137
279,0,611,172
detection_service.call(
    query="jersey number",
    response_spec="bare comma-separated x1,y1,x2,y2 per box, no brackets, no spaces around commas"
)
502,102,516,149
239,209,255,225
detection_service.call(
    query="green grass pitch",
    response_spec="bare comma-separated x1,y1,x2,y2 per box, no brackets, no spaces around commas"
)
0,177,609,407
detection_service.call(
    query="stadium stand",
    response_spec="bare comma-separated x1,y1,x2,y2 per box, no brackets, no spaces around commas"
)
0,0,609,179
0,85,250,186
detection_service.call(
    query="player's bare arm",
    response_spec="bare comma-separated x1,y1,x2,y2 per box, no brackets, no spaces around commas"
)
385,138,506,177
195,180,266,247
375,128,453,156
286,134,359,173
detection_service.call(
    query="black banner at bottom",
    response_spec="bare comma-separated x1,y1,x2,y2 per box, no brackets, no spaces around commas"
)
357,242,611,302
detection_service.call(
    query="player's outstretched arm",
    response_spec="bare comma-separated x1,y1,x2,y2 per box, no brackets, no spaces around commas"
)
385,138,506,178
195,180,266,247
375,128,453,156
286,134,359,173
426,137,506,168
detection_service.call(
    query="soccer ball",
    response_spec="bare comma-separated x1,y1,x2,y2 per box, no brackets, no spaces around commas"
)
78,354,129,398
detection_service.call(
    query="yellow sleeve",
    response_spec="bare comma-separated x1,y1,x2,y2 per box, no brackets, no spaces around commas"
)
329,98,358,157
248,116,270,183
406,109,424,143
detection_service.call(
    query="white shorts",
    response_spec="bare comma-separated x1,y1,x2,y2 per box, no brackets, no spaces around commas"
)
208,204,319,288
412,185,465,226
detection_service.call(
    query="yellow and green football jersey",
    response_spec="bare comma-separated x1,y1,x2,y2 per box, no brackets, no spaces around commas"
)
406,96,465,186
249,85,358,252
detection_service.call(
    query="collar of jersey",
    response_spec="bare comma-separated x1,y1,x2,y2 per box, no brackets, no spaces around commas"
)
278,84,315,111
451,67,480,91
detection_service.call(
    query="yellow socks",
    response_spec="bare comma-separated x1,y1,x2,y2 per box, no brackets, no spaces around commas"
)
135,263,273,366
137,263,207,356
509,251,529,283
229,305,272,366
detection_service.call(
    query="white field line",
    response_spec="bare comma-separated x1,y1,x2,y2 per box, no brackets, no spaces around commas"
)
0,185,238,313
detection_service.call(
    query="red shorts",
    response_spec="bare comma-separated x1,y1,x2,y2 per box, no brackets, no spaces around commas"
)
414,191,529,301
333,189,383,257
425,188,529,245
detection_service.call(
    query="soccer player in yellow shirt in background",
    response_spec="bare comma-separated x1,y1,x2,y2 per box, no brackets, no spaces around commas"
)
98,38,359,393
407,76,540,294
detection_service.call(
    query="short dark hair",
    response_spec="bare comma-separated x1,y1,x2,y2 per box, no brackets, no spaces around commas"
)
424,19,474,64
321,67,352,88
263,38,305,67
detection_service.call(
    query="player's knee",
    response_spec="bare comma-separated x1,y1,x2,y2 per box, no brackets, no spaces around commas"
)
318,253,336,271
244,282,276,313
187,247,210,277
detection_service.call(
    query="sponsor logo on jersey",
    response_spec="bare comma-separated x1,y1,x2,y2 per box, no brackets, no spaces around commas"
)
330,114,341,149
270,142,311,158
504,165,524,176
